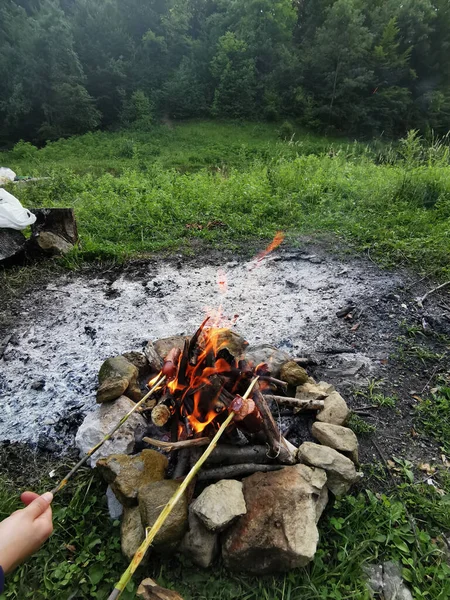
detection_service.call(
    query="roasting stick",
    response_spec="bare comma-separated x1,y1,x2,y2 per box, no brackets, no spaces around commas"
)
107,376,259,600
51,375,166,495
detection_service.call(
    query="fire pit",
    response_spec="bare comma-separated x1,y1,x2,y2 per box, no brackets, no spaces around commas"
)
76,317,361,578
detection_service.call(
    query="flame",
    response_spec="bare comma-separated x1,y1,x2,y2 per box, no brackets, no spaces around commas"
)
217,269,228,294
251,231,285,267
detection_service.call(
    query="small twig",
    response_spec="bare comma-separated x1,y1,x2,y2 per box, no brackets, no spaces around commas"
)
417,280,450,309
265,395,324,411
258,375,288,388
352,405,379,412
143,437,210,453
51,375,166,495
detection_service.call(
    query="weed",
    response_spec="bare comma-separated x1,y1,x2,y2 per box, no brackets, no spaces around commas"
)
355,379,397,408
348,413,376,435
416,386,450,454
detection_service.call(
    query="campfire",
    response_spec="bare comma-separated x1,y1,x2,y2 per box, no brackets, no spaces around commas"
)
69,236,361,598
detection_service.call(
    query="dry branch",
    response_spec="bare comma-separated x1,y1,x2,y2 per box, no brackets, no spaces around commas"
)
137,578,184,600
143,437,210,452
417,281,450,308
197,463,283,481
265,395,324,411
252,386,296,464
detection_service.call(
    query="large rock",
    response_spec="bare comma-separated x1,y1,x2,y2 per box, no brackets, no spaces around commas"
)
144,342,163,372
212,329,249,359
75,396,147,467
180,507,219,568
139,480,188,549
311,422,359,464
279,361,309,386
297,442,358,496
106,485,123,519
192,480,246,532
0,228,26,262
122,351,149,375
97,355,140,403
121,506,145,561
295,382,329,403
97,450,168,506
364,562,413,600
244,344,291,377
316,391,350,426
222,464,327,573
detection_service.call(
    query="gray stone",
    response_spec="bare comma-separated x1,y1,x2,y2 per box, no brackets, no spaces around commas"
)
363,563,384,596
97,450,168,507
315,485,329,523
316,391,350,426
106,485,123,519
192,479,246,532
311,422,359,464
317,381,336,394
137,578,184,600
97,356,139,403
244,343,291,377
295,382,328,403
297,442,358,496
153,336,190,360
222,464,327,573
139,480,188,549
0,228,26,262
122,351,149,375
383,561,413,600
35,230,73,255
121,506,145,561
180,507,219,568
75,395,147,467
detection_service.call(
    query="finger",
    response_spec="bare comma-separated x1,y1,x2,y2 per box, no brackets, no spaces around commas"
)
23,492,53,519
21,491,40,506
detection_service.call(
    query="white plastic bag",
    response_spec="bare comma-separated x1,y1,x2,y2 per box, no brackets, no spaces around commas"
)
0,188,36,230
0,167,16,185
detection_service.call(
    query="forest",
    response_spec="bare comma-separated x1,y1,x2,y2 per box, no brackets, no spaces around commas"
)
2,0,450,144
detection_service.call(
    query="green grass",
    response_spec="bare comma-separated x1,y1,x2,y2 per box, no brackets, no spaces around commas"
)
416,385,450,455
2,121,450,277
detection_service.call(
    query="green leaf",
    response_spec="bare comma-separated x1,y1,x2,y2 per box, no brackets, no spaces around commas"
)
89,564,105,586
393,537,410,553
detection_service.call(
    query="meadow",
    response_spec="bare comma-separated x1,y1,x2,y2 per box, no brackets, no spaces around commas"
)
3,121,450,279
1,121,450,599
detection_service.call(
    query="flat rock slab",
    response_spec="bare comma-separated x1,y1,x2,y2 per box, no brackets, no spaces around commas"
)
298,442,358,496
222,464,327,573
311,422,359,463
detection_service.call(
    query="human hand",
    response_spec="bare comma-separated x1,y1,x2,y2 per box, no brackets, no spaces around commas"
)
0,491,53,574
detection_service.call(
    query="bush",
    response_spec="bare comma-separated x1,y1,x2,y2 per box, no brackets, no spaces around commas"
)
278,121,294,140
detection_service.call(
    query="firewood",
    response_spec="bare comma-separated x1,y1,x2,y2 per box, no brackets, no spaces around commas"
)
197,463,283,481
252,387,296,465
258,375,288,389
264,395,325,411
172,448,191,479
205,444,274,465
143,437,210,452
137,578,184,600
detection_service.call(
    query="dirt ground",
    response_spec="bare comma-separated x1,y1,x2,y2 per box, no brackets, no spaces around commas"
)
1,237,449,477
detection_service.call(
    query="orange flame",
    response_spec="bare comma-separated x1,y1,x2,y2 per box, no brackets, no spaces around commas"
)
251,231,285,267
217,269,228,294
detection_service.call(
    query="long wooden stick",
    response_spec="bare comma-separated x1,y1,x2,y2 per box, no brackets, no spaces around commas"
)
107,377,259,600
143,437,210,452
51,375,166,495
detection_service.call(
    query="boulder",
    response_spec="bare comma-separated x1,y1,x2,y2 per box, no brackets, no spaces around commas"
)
180,507,219,568
297,442,358,496
222,464,327,573
0,228,26,263
316,391,350,426
315,485,329,523
97,450,168,507
244,344,291,377
121,506,145,561
137,578,184,600
75,396,147,467
139,480,188,549
317,381,336,394
295,382,328,403
97,355,139,403
311,422,359,464
192,480,246,532
280,361,309,386
212,329,249,359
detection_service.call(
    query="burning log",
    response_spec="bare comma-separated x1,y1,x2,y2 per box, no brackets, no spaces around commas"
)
198,463,284,481
172,448,191,480
264,395,325,411
252,387,296,465
205,444,274,465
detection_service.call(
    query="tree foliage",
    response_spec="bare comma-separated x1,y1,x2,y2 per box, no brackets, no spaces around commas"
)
1,0,450,142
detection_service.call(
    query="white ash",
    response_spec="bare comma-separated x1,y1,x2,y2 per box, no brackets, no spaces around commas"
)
0,250,403,450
